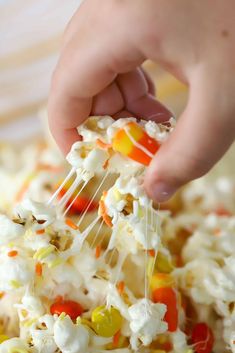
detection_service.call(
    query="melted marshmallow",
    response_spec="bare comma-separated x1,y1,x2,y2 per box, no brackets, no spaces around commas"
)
67,142,109,177
0,253,34,291
30,315,57,353
0,215,24,245
0,338,29,353
128,298,167,348
54,315,89,353
15,198,56,229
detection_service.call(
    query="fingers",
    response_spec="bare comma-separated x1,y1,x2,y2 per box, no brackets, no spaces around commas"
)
144,73,235,202
49,42,170,155
48,11,146,154
141,68,156,96
116,68,172,122
91,82,124,116
91,68,171,121
48,37,116,154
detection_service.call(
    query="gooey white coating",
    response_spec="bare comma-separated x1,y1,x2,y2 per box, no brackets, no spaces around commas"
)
0,252,34,291
15,289,44,317
30,314,57,353
15,198,56,229
0,215,24,245
67,142,109,177
128,298,167,348
0,338,29,353
104,175,158,250
106,283,130,321
54,315,89,353
171,330,189,353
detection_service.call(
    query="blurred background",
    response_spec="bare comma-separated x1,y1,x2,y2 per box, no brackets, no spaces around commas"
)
0,0,81,142
0,0,233,176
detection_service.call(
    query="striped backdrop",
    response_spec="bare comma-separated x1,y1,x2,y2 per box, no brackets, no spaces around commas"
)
0,0,82,142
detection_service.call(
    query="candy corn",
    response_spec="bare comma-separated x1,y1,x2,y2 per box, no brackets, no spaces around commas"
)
151,273,178,332
58,185,97,214
112,122,160,166
152,286,178,332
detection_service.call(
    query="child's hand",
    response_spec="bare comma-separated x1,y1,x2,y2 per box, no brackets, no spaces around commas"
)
48,0,235,202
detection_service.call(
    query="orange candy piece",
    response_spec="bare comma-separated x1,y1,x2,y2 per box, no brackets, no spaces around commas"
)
36,229,45,235
35,262,43,276
8,250,18,257
112,122,160,166
148,249,156,257
58,186,97,215
50,299,84,320
95,245,101,258
152,286,178,332
113,330,121,347
117,281,125,295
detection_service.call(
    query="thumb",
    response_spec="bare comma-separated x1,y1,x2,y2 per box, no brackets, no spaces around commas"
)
144,73,235,202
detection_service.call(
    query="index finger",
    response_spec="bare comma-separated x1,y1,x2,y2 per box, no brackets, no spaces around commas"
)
48,19,143,154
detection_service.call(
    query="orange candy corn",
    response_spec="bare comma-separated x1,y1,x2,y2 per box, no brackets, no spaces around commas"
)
152,286,178,332
151,274,178,333
58,188,97,215
112,122,160,166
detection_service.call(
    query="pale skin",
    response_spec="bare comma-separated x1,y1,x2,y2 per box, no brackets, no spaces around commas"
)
48,0,235,202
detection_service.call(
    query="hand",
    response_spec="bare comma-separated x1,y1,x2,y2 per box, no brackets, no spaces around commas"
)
48,0,235,202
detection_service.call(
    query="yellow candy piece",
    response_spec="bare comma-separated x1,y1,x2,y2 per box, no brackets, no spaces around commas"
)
151,350,166,353
0,334,9,343
112,122,143,157
150,273,175,290
112,122,160,166
155,252,174,274
91,305,122,337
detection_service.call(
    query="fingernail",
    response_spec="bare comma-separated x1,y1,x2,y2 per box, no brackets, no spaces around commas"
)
151,182,176,203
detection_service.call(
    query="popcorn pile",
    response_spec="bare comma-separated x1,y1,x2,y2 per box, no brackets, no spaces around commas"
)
0,116,234,353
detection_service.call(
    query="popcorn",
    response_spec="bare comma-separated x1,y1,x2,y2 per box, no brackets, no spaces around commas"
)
128,298,167,348
2,116,233,352
0,215,24,245
54,315,89,353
